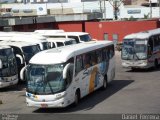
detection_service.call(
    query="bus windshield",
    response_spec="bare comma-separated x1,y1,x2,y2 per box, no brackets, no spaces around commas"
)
42,42,49,50
22,45,40,64
26,63,66,95
0,48,18,77
122,39,147,60
79,34,92,42
64,40,76,46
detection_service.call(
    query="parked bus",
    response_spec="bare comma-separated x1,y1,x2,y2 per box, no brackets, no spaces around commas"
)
0,41,40,81
24,41,115,108
0,32,50,50
34,29,65,36
121,28,160,69
0,45,18,88
36,31,92,43
47,38,77,48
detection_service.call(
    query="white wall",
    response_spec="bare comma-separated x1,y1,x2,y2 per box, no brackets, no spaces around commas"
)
1,0,160,19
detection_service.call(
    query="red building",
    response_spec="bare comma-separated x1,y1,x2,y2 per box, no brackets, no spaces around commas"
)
55,19,159,44
1,18,160,44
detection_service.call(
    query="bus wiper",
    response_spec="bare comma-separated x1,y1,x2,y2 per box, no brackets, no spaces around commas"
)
44,80,54,94
43,74,55,94
133,47,140,60
134,53,140,60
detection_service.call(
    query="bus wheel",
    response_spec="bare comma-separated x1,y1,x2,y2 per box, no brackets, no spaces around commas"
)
154,59,159,69
74,90,80,106
102,76,108,90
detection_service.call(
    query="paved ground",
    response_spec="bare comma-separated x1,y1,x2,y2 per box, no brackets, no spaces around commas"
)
0,51,160,119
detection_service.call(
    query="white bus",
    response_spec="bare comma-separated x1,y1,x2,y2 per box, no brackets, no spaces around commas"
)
0,32,50,50
121,28,160,69
0,45,18,88
34,29,65,35
37,32,92,43
47,38,77,48
24,41,115,108
0,41,40,81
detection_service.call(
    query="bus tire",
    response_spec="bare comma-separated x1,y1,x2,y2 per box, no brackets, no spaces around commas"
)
74,90,80,106
102,75,108,90
154,59,159,69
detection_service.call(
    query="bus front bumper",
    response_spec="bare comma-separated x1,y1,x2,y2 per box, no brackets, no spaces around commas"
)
122,60,149,68
26,97,69,108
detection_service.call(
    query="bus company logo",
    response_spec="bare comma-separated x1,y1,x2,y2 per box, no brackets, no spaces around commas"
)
39,7,43,11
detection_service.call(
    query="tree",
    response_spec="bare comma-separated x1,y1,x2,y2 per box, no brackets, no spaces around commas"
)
108,0,124,20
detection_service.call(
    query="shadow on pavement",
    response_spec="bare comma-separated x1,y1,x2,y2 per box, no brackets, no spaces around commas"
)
33,79,134,113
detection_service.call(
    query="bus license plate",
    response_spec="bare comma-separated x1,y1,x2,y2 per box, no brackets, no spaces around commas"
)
41,104,48,108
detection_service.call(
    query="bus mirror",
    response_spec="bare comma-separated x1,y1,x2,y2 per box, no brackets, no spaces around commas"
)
20,65,27,81
63,63,71,79
0,59,2,69
16,54,24,64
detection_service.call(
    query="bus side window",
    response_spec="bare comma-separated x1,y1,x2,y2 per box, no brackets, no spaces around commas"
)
108,45,115,59
68,36,79,43
102,48,107,61
83,53,91,68
91,51,97,65
66,58,74,85
154,35,160,48
75,55,83,75
51,42,56,48
148,37,153,55
96,49,102,63
56,42,64,47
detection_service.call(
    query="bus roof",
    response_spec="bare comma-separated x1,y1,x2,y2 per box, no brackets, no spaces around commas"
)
43,31,89,37
0,41,38,48
124,28,160,39
47,38,75,42
0,45,11,50
30,40,113,64
34,29,65,35
0,32,47,42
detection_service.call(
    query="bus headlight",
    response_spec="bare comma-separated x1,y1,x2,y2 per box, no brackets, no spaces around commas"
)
142,61,147,66
55,92,67,100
